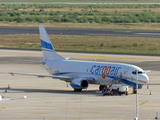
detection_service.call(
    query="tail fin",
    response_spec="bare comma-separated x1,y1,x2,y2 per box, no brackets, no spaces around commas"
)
39,25,64,60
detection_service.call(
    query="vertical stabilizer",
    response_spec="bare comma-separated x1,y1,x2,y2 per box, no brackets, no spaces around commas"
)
39,25,64,60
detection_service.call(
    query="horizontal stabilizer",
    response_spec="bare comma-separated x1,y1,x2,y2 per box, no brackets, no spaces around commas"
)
9,59,46,64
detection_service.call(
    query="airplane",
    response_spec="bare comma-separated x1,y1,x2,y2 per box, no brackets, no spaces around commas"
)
0,95,12,101
9,25,149,93
0,95,27,101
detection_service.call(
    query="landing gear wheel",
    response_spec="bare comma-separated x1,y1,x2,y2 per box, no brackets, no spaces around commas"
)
133,89,137,94
99,85,103,91
99,85,107,91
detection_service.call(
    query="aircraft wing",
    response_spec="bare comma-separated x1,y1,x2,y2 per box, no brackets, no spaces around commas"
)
83,77,97,84
9,72,72,80
9,72,97,83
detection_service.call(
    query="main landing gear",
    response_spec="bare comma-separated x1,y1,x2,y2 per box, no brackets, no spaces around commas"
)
99,85,107,91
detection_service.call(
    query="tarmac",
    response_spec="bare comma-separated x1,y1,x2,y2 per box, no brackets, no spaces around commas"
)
0,49,160,120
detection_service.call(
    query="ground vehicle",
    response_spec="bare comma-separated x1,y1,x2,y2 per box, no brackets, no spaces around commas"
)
103,85,129,96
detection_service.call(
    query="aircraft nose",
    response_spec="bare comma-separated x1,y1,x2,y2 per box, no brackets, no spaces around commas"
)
139,74,149,83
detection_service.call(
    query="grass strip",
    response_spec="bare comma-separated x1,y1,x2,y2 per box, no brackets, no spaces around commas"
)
0,34,160,55
0,0,160,3
1,22,160,30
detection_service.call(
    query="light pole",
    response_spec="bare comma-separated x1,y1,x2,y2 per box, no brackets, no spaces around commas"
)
134,70,139,120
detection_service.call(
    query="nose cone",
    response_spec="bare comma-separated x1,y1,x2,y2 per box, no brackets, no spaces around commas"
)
139,74,149,83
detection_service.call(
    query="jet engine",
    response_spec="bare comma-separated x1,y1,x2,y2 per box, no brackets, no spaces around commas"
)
70,78,89,91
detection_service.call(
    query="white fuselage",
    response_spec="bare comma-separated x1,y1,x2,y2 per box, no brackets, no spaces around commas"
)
44,59,149,89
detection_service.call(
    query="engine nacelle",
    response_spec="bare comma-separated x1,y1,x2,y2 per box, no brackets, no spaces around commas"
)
70,78,89,90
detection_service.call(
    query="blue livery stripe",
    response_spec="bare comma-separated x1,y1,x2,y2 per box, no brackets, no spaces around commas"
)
53,72,143,89
70,82,80,89
107,75,143,89
41,39,54,50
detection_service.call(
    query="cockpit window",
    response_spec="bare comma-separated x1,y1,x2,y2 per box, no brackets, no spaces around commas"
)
138,71,143,74
132,71,144,75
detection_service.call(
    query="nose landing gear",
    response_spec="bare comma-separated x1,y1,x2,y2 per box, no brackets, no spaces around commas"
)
133,89,137,94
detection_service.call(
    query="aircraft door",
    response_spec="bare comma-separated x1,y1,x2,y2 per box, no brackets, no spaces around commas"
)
123,68,129,79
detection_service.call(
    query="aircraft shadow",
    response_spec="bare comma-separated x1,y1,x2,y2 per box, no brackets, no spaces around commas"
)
0,88,103,96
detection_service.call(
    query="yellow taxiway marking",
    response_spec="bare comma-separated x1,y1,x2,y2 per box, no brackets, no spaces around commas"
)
89,101,96,103
139,100,149,106
72,56,136,61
